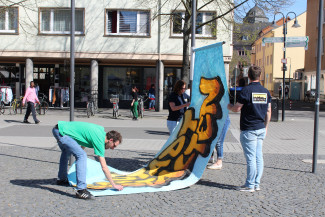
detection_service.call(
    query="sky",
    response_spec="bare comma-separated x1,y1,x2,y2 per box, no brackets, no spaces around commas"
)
243,0,307,21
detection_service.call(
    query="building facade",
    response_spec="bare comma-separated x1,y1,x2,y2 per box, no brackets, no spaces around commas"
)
251,12,306,98
0,0,233,109
305,0,325,98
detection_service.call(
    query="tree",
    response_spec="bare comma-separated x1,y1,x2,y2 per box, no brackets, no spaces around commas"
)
156,0,294,84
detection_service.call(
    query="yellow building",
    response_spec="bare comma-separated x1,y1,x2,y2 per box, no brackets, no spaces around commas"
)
252,12,306,96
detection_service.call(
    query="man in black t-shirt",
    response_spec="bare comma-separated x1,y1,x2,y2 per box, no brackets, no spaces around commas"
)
228,66,271,192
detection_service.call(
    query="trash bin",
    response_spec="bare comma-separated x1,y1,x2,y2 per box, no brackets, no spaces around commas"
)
271,98,279,122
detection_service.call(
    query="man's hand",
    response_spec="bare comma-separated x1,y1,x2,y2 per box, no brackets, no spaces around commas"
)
113,184,123,191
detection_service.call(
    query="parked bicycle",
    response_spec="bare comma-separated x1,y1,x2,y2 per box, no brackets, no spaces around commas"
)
86,94,96,118
36,93,49,115
137,95,144,118
10,96,23,115
110,95,119,119
0,91,5,114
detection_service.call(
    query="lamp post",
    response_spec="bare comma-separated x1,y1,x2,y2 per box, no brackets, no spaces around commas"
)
272,12,301,121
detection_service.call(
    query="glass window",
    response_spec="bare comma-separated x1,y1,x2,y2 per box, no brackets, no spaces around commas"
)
0,7,18,34
172,11,216,37
40,8,84,34
106,10,150,36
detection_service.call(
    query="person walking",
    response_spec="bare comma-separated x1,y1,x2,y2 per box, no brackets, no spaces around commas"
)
22,81,40,124
52,121,124,199
131,86,139,120
167,80,190,134
227,66,271,192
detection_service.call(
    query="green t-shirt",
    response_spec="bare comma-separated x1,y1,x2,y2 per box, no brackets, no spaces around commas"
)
58,121,106,157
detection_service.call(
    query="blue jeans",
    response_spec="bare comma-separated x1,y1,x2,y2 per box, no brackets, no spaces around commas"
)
52,127,87,190
167,120,179,134
240,128,266,189
149,99,155,109
215,115,230,159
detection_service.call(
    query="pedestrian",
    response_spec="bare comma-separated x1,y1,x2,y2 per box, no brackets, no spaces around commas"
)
148,84,155,110
22,81,40,124
278,86,282,99
227,66,271,192
52,121,124,199
167,80,190,134
285,85,289,99
131,85,139,120
207,114,230,170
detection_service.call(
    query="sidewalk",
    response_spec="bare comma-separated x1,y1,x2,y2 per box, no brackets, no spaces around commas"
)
0,108,325,216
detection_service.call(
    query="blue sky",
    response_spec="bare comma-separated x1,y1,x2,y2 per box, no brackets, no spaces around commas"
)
281,0,307,17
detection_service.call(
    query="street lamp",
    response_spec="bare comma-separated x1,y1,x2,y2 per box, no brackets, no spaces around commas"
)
272,12,301,121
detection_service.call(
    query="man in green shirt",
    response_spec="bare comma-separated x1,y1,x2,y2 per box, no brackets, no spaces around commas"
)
52,121,123,199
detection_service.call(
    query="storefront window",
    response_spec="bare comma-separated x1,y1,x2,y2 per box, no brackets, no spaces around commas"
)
102,66,155,102
163,68,181,100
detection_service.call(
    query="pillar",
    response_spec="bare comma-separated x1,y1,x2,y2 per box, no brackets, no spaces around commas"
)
25,58,33,91
155,60,164,111
91,60,99,108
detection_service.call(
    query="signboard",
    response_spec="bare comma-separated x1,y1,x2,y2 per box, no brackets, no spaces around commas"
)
262,36,309,50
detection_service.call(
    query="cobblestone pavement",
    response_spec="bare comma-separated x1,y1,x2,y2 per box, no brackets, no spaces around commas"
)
0,108,325,216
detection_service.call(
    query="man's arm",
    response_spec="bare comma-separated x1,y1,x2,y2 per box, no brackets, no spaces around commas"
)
227,102,243,113
98,156,123,191
265,103,271,135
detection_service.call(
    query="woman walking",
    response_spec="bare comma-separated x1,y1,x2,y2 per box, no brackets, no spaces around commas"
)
131,86,139,121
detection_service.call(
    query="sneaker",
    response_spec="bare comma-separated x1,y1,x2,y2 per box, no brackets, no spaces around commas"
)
56,179,70,186
76,189,92,200
255,186,261,191
207,163,222,170
237,185,255,192
23,120,30,124
35,120,40,124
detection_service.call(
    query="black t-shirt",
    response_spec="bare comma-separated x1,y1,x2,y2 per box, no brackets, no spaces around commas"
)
167,92,187,121
131,91,138,101
237,82,271,131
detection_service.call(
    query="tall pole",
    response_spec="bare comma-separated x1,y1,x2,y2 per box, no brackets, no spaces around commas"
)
189,0,196,98
70,0,75,122
282,16,286,121
312,0,323,173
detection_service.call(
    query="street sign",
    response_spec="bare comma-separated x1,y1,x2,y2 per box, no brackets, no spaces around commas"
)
262,36,309,50
262,37,284,46
281,58,287,64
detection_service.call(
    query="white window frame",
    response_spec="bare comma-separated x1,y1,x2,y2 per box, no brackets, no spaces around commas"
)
0,7,18,34
171,11,216,38
105,9,150,36
39,8,84,35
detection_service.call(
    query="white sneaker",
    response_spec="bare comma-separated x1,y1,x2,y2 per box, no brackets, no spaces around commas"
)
207,163,222,170
237,185,255,192
255,186,261,191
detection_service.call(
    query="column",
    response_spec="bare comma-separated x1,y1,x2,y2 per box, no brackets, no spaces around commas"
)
224,63,230,88
155,60,164,111
25,58,33,91
91,60,99,108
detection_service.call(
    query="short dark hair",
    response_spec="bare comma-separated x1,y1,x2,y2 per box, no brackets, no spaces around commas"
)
106,130,122,143
248,66,261,81
173,80,186,94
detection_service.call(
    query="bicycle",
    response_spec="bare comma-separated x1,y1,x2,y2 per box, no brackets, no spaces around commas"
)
110,96,119,119
86,94,96,118
36,93,49,115
137,95,144,118
10,96,23,115
0,92,5,114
